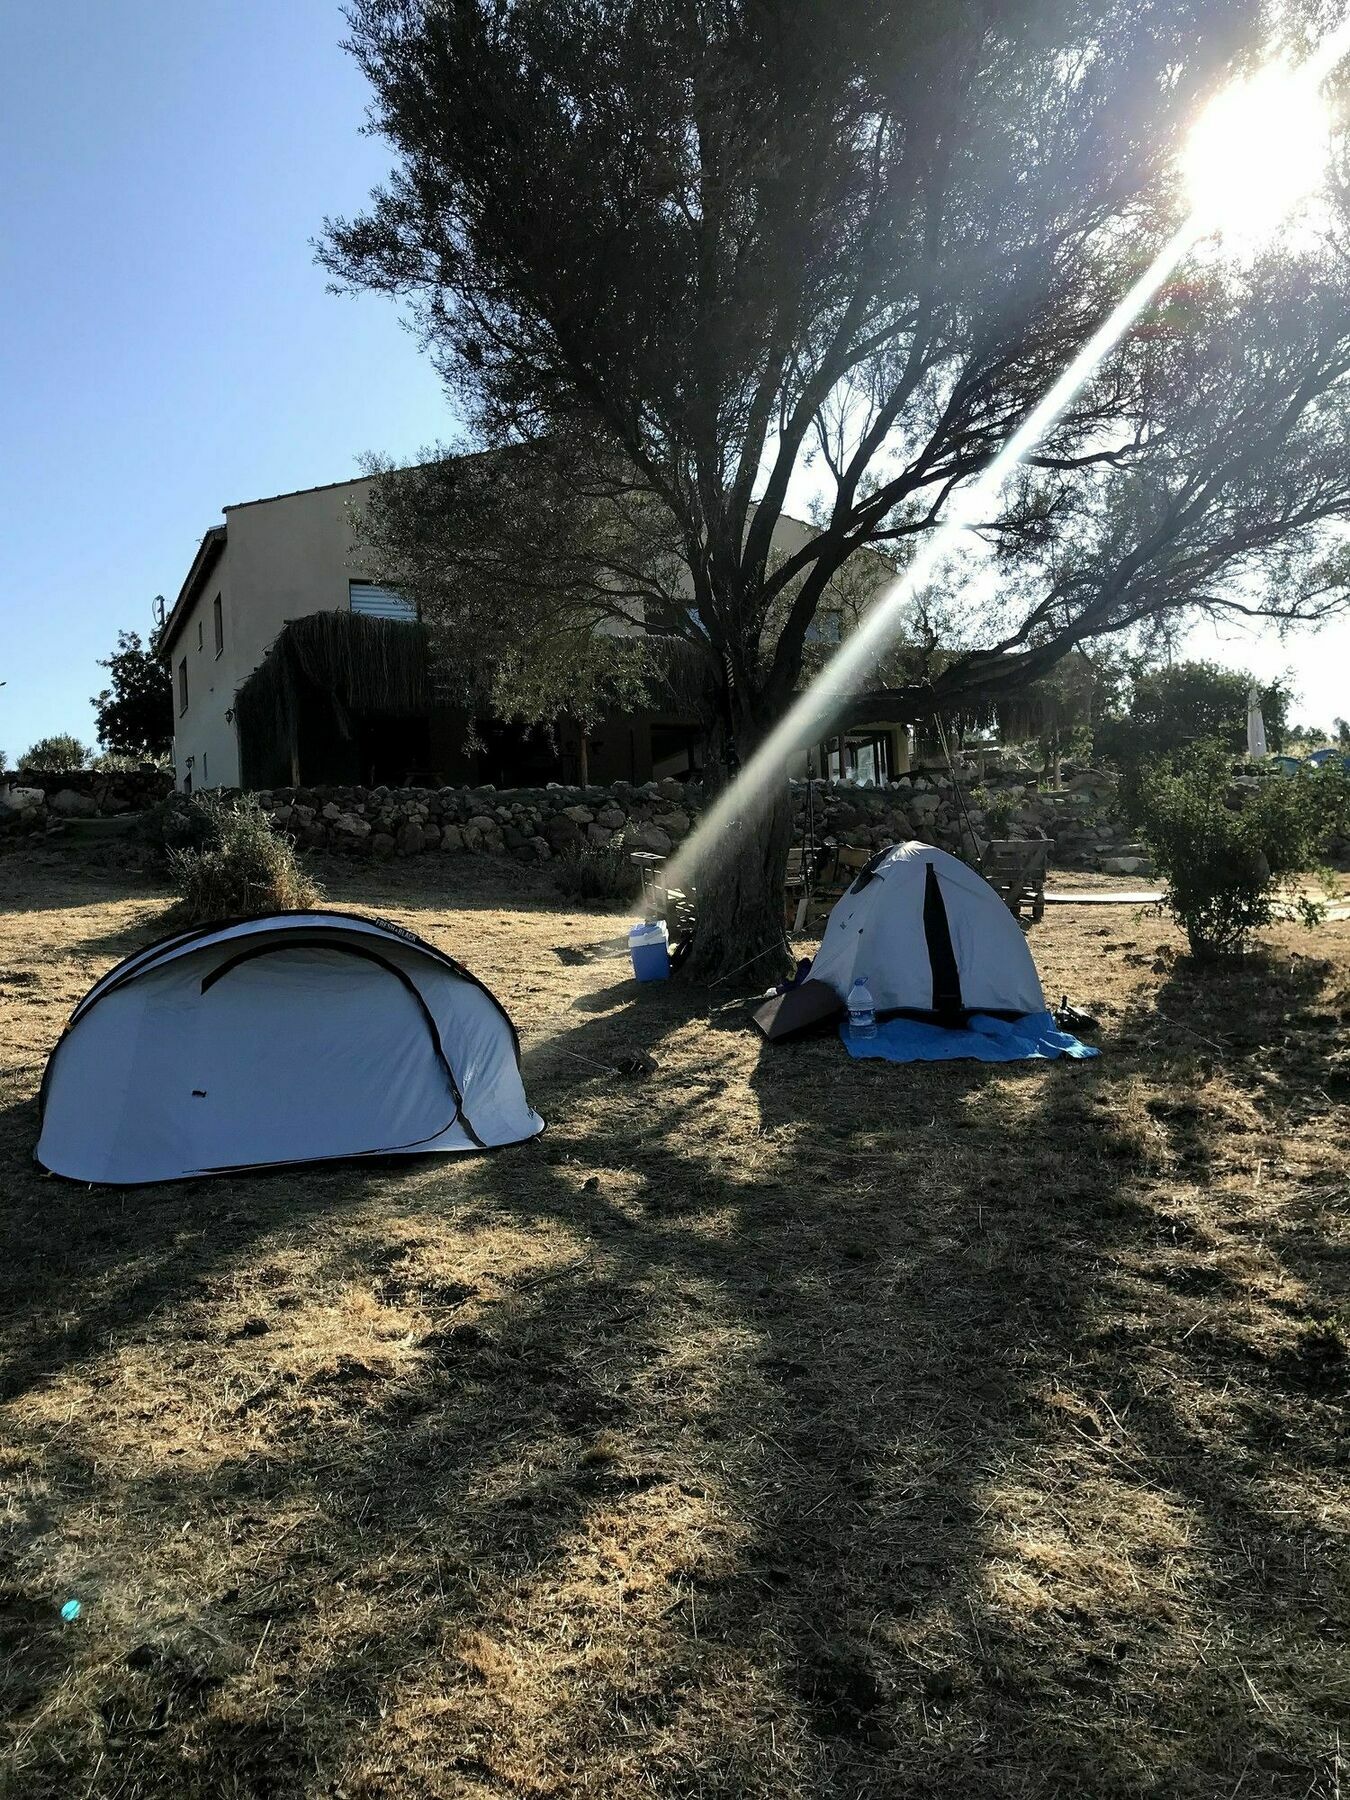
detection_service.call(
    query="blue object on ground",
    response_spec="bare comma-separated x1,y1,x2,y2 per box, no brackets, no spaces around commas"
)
628,920,670,982
60,1599,82,1622
841,1009,1098,1063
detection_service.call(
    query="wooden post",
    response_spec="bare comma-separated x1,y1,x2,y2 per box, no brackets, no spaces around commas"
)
578,728,589,787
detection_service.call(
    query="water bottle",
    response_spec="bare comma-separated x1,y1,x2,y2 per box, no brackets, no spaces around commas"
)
847,976,877,1040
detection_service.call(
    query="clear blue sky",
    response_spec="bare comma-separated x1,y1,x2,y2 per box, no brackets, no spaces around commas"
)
2,2,1346,761
0,0,450,760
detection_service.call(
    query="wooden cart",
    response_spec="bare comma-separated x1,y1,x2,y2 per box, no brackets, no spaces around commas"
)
979,837,1050,923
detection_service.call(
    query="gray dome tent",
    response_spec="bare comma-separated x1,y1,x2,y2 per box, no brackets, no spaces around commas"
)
755,841,1045,1040
809,842,1045,1018
36,912,543,1184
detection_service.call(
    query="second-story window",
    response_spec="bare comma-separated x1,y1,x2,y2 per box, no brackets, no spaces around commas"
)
213,592,224,656
178,658,188,715
350,580,417,620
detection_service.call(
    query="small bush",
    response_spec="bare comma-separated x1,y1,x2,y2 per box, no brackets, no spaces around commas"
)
1137,742,1323,960
552,843,643,907
971,787,1015,838
167,793,322,922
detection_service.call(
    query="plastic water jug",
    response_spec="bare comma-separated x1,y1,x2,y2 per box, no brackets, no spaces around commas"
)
847,975,877,1039
629,919,670,983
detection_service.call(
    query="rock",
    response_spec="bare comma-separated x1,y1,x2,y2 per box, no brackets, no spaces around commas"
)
0,785,44,816
562,804,594,824
529,836,551,860
291,804,316,826
322,802,342,821
624,822,672,856
587,822,616,847
1100,855,1153,876
596,805,626,830
332,811,370,839
653,809,690,838
910,793,941,815
397,821,428,855
545,814,582,848
440,824,465,852
100,793,131,815
371,832,396,858
49,788,97,817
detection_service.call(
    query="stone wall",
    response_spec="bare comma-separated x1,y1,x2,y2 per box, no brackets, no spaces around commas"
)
0,767,175,831
1,762,1143,870
217,765,1133,870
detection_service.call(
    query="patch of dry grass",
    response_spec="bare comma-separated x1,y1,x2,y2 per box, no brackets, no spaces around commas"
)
1,847,1346,1797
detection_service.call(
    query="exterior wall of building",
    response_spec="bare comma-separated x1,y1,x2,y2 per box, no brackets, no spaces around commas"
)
169,553,237,793
166,471,897,793
168,479,377,790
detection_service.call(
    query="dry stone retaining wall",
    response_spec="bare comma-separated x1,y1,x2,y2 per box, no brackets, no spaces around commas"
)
0,768,175,834
233,767,1133,871
1,763,1144,871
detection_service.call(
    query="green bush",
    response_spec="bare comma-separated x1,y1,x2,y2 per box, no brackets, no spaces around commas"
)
167,793,322,922
1137,743,1323,960
552,843,644,907
971,787,1015,838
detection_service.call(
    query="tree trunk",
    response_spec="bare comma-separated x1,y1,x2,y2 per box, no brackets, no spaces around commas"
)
680,772,795,987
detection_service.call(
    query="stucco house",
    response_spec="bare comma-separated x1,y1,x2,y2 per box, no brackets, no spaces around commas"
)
161,471,913,794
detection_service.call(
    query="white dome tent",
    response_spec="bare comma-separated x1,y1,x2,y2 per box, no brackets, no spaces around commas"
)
36,912,543,1185
809,841,1045,1019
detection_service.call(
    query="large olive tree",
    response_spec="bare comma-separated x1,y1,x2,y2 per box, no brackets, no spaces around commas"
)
323,0,1350,978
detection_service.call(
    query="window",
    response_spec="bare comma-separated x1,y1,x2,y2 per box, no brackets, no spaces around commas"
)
178,658,188,714
213,592,224,656
349,580,417,621
197,618,203,651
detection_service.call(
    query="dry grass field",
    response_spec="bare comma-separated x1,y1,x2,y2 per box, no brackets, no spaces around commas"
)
1,848,1347,1799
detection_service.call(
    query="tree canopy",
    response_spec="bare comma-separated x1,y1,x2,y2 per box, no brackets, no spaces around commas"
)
1094,658,1292,767
323,0,1350,972
91,630,173,761
22,734,89,773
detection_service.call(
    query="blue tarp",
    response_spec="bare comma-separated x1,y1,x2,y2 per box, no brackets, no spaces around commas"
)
840,1009,1098,1064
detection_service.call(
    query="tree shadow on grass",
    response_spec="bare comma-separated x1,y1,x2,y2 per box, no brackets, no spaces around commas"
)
3,967,1348,1796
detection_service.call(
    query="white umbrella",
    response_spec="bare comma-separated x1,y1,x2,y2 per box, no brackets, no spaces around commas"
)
1246,687,1268,760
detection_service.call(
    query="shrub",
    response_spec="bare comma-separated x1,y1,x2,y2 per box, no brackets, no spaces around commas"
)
22,733,90,772
1136,742,1323,960
971,787,1015,838
552,843,643,907
167,793,322,922
91,749,168,773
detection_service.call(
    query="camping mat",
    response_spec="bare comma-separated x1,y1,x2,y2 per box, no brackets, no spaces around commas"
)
840,1009,1099,1064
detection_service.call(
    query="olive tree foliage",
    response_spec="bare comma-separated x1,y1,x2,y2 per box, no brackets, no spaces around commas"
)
353,442,700,739
21,734,90,773
354,439,896,744
323,0,1350,976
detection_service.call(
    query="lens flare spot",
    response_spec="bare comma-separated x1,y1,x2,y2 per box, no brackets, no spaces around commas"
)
1183,61,1331,240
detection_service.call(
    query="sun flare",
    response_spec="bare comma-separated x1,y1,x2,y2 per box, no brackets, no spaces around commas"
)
1183,59,1332,241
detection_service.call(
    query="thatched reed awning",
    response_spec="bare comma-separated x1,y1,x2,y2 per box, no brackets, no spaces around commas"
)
235,611,430,776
